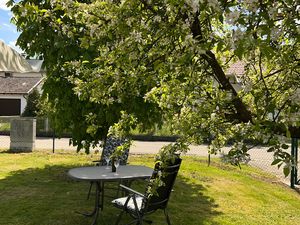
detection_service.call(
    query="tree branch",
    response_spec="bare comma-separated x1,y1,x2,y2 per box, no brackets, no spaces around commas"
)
189,11,252,123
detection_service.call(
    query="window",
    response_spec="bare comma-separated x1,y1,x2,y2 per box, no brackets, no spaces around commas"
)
4,72,12,77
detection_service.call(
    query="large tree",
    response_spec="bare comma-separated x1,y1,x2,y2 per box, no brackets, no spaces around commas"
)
8,0,300,172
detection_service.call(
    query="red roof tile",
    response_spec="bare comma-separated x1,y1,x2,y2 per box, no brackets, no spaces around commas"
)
226,61,245,76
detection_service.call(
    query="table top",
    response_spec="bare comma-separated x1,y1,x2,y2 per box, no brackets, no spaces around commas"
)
68,165,153,181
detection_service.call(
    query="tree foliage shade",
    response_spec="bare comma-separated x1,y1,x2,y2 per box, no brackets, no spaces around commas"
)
8,0,300,172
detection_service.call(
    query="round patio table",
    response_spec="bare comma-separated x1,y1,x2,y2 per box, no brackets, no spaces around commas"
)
68,165,153,225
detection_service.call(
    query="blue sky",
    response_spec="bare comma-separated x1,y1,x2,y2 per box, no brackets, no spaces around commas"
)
0,0,21,52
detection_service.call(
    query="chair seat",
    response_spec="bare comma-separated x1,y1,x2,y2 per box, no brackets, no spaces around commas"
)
112,196,144,212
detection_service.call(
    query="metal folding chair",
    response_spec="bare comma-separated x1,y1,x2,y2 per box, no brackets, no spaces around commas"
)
112,158,182,225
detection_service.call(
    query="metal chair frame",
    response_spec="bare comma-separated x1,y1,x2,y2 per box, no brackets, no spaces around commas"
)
112,158,182,225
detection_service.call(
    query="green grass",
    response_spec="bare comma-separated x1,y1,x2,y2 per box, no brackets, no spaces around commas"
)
0,123,10,131
0,150,299,225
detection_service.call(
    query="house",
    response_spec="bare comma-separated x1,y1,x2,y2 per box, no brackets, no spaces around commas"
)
0,40,44,116
226,60,246,92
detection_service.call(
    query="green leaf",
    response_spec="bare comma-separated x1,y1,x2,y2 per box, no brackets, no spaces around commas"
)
286,130,291,139
217,41,224,52
234,46,243,59
218,15,223,23
271,159,281,165
281,144,289,150
283,167,290,177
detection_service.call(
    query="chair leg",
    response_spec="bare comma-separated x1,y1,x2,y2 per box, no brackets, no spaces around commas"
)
87,182,93,200
164,209,171,225
115,210,125,225
116,180,121,198
143,218,152,224
136,217,143,225
135,213,144,225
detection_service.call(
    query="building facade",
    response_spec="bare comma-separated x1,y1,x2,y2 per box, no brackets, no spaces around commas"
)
0,40,43,116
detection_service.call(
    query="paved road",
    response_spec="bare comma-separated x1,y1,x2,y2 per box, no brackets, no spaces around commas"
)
0,135,215,155
0,135,293,185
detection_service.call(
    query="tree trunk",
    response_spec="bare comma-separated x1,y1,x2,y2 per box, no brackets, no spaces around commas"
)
190,12,252,123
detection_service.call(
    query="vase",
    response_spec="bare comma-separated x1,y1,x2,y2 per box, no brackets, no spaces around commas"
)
111,158,116,172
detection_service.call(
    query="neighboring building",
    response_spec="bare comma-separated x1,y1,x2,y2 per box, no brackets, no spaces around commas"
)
0,40,44,116
226,61,245,92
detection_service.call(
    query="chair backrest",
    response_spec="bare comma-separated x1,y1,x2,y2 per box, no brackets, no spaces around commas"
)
99,136,129,166
143,157,182,212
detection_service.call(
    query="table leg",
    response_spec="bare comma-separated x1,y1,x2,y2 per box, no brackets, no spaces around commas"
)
100,181,104,210
76,181,103,225
90,182,100,225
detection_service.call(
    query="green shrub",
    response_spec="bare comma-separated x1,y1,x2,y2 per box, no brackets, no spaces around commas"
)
22,89,41,117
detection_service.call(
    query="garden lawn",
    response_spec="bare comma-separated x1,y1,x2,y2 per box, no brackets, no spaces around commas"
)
0,149,299,225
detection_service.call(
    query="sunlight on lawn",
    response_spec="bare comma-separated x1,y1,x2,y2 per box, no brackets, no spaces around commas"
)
0,149,299,225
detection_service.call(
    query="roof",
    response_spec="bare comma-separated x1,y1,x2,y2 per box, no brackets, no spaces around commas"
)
226,61,245,76
0,76,43,94
26,59,44,72
0,40,43,73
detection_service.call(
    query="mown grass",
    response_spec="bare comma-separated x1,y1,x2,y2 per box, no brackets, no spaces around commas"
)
0,149,299,225
0,122,10,132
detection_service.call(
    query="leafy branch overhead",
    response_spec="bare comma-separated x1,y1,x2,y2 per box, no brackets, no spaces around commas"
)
9,0,300,172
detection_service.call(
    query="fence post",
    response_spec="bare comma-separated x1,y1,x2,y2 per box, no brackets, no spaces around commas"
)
52,128,55,153
291,137,298,189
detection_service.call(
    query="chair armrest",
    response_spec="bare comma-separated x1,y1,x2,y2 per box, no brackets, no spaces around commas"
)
119,184,145,198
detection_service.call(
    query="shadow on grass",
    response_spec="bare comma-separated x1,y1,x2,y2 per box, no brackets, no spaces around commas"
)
0,164,221,225
0,149,38,154
0,149,13,154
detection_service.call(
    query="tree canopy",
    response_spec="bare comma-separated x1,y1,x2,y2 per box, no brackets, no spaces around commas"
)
8,0,300,172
